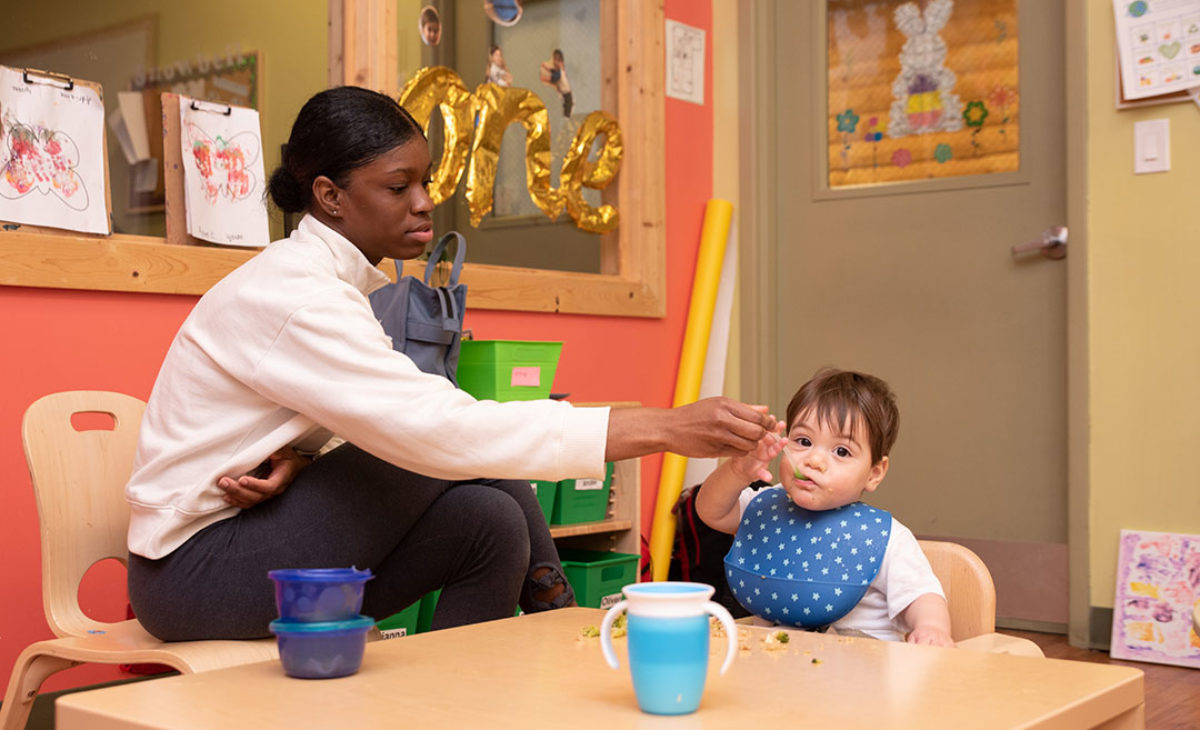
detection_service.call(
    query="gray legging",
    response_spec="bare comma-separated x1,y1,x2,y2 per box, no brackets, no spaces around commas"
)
128,442,569,641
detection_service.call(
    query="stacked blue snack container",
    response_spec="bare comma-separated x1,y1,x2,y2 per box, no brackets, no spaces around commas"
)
267,567,375,679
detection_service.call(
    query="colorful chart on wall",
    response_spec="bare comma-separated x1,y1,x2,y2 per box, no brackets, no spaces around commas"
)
1110,529,1200,669
178,95,268,247
1113,0,1200,101
0,65,110,234
826,0,1019,188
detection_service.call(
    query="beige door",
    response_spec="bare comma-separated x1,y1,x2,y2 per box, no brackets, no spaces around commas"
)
758,2,1067,627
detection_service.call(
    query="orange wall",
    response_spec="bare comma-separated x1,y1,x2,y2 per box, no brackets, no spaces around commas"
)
0,0,713,693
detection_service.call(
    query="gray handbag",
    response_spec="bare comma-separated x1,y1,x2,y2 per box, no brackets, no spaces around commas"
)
369,231,467,384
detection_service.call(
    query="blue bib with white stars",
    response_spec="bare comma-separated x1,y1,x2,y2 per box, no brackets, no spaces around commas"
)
723,488,892,629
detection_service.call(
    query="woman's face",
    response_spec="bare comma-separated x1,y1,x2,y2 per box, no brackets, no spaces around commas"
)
332,139,434,265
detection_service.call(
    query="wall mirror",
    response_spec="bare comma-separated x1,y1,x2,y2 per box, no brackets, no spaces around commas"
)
0,1,328,242
404,0,615,274
0,0,664,317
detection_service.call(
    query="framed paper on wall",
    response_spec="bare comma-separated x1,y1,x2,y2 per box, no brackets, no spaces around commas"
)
820,0,1020,193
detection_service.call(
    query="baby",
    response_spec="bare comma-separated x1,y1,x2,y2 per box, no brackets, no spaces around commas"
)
695,367,954,646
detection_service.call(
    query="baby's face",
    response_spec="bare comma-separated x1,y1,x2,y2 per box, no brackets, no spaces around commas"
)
779,410,887,512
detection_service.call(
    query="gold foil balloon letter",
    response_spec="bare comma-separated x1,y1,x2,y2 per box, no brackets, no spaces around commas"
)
559,111,622,233
398,67,475,205
468,83,561,226
396,67,622,232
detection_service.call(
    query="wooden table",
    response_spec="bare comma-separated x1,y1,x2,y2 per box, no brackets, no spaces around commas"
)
56,608,1144,729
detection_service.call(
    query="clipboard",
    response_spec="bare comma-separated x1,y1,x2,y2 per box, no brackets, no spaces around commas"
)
0,66,112,236
162,92,269,248
161,92,205,246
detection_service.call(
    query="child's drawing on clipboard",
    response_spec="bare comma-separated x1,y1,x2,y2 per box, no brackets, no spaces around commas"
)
178,95,268,247
0,66,110,234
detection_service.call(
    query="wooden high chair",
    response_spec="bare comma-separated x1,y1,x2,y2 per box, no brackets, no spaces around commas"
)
917,539,1043,656
918,539,996,641
733,538,1043,656
1,391,277,730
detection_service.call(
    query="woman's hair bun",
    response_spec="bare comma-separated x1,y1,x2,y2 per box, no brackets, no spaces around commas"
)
268,165,306,214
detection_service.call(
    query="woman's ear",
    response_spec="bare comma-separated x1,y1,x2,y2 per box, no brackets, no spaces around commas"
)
311,175,342,218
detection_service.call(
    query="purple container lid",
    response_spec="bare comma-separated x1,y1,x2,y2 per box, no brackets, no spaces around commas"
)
268,567,373,583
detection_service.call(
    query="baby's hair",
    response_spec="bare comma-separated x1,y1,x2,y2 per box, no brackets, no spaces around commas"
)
421,7,439,26
785,368,898,465
553,48,564,62
490,44,502,55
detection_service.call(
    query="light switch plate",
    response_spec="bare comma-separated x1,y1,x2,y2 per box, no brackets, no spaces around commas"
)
1134,119,1170,174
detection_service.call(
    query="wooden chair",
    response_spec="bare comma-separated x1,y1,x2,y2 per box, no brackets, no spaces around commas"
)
917,539,996,642
734,538,1043,656
918,539,1043,656
1,391,277,730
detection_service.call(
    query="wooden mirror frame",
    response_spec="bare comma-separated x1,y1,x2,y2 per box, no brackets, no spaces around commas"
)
0,0,665,318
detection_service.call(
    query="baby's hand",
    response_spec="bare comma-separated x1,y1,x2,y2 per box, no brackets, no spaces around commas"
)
729,422,785,484
905,625,956,648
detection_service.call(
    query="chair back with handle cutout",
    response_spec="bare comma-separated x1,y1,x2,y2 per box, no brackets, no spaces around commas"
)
21,390,146,638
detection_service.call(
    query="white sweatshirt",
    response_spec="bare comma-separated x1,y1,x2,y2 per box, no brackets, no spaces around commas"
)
126,215,610,559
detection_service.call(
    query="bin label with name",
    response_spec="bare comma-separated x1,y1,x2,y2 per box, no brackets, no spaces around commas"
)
600,592,622,609
510,367,541,386
574,478,604,491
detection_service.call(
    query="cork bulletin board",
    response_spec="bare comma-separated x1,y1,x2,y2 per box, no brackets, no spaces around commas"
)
826,0,1019,189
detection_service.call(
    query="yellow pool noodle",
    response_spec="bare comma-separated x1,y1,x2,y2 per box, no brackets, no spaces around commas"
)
647,199,733,581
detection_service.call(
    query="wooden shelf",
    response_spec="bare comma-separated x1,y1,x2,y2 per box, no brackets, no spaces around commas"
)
549,519,633,539
549,454,639,555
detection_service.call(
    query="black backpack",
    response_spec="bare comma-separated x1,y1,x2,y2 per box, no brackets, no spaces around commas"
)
665,481,767,619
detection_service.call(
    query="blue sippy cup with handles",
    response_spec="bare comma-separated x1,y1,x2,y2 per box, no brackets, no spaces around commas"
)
599,581,738,715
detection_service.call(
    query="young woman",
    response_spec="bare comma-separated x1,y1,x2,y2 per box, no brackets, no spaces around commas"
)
126,86,777,641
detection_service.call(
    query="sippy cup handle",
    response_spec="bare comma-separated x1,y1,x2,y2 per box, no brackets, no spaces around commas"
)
599,600,627,669
706,600,738,675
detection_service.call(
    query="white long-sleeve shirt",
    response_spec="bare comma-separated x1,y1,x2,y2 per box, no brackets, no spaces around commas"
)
126,215,609,559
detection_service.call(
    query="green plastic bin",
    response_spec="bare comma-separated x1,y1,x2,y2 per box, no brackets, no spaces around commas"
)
457,340,563,401
376,600,421,638
530,480,557,522
558,548,639,609
416,588,441,634
551,462,614,525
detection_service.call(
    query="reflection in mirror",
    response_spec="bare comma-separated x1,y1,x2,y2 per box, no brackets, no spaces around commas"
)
420,6,443,46
397,0,616,274
0,1,329,242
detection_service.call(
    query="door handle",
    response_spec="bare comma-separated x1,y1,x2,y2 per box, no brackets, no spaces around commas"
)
1011,225,1067,260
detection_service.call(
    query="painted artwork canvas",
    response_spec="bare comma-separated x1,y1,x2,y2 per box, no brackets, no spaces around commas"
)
1109,529,1200,669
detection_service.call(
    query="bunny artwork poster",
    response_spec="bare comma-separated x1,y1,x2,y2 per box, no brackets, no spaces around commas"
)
826,0,1019,188
178,96,269,247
